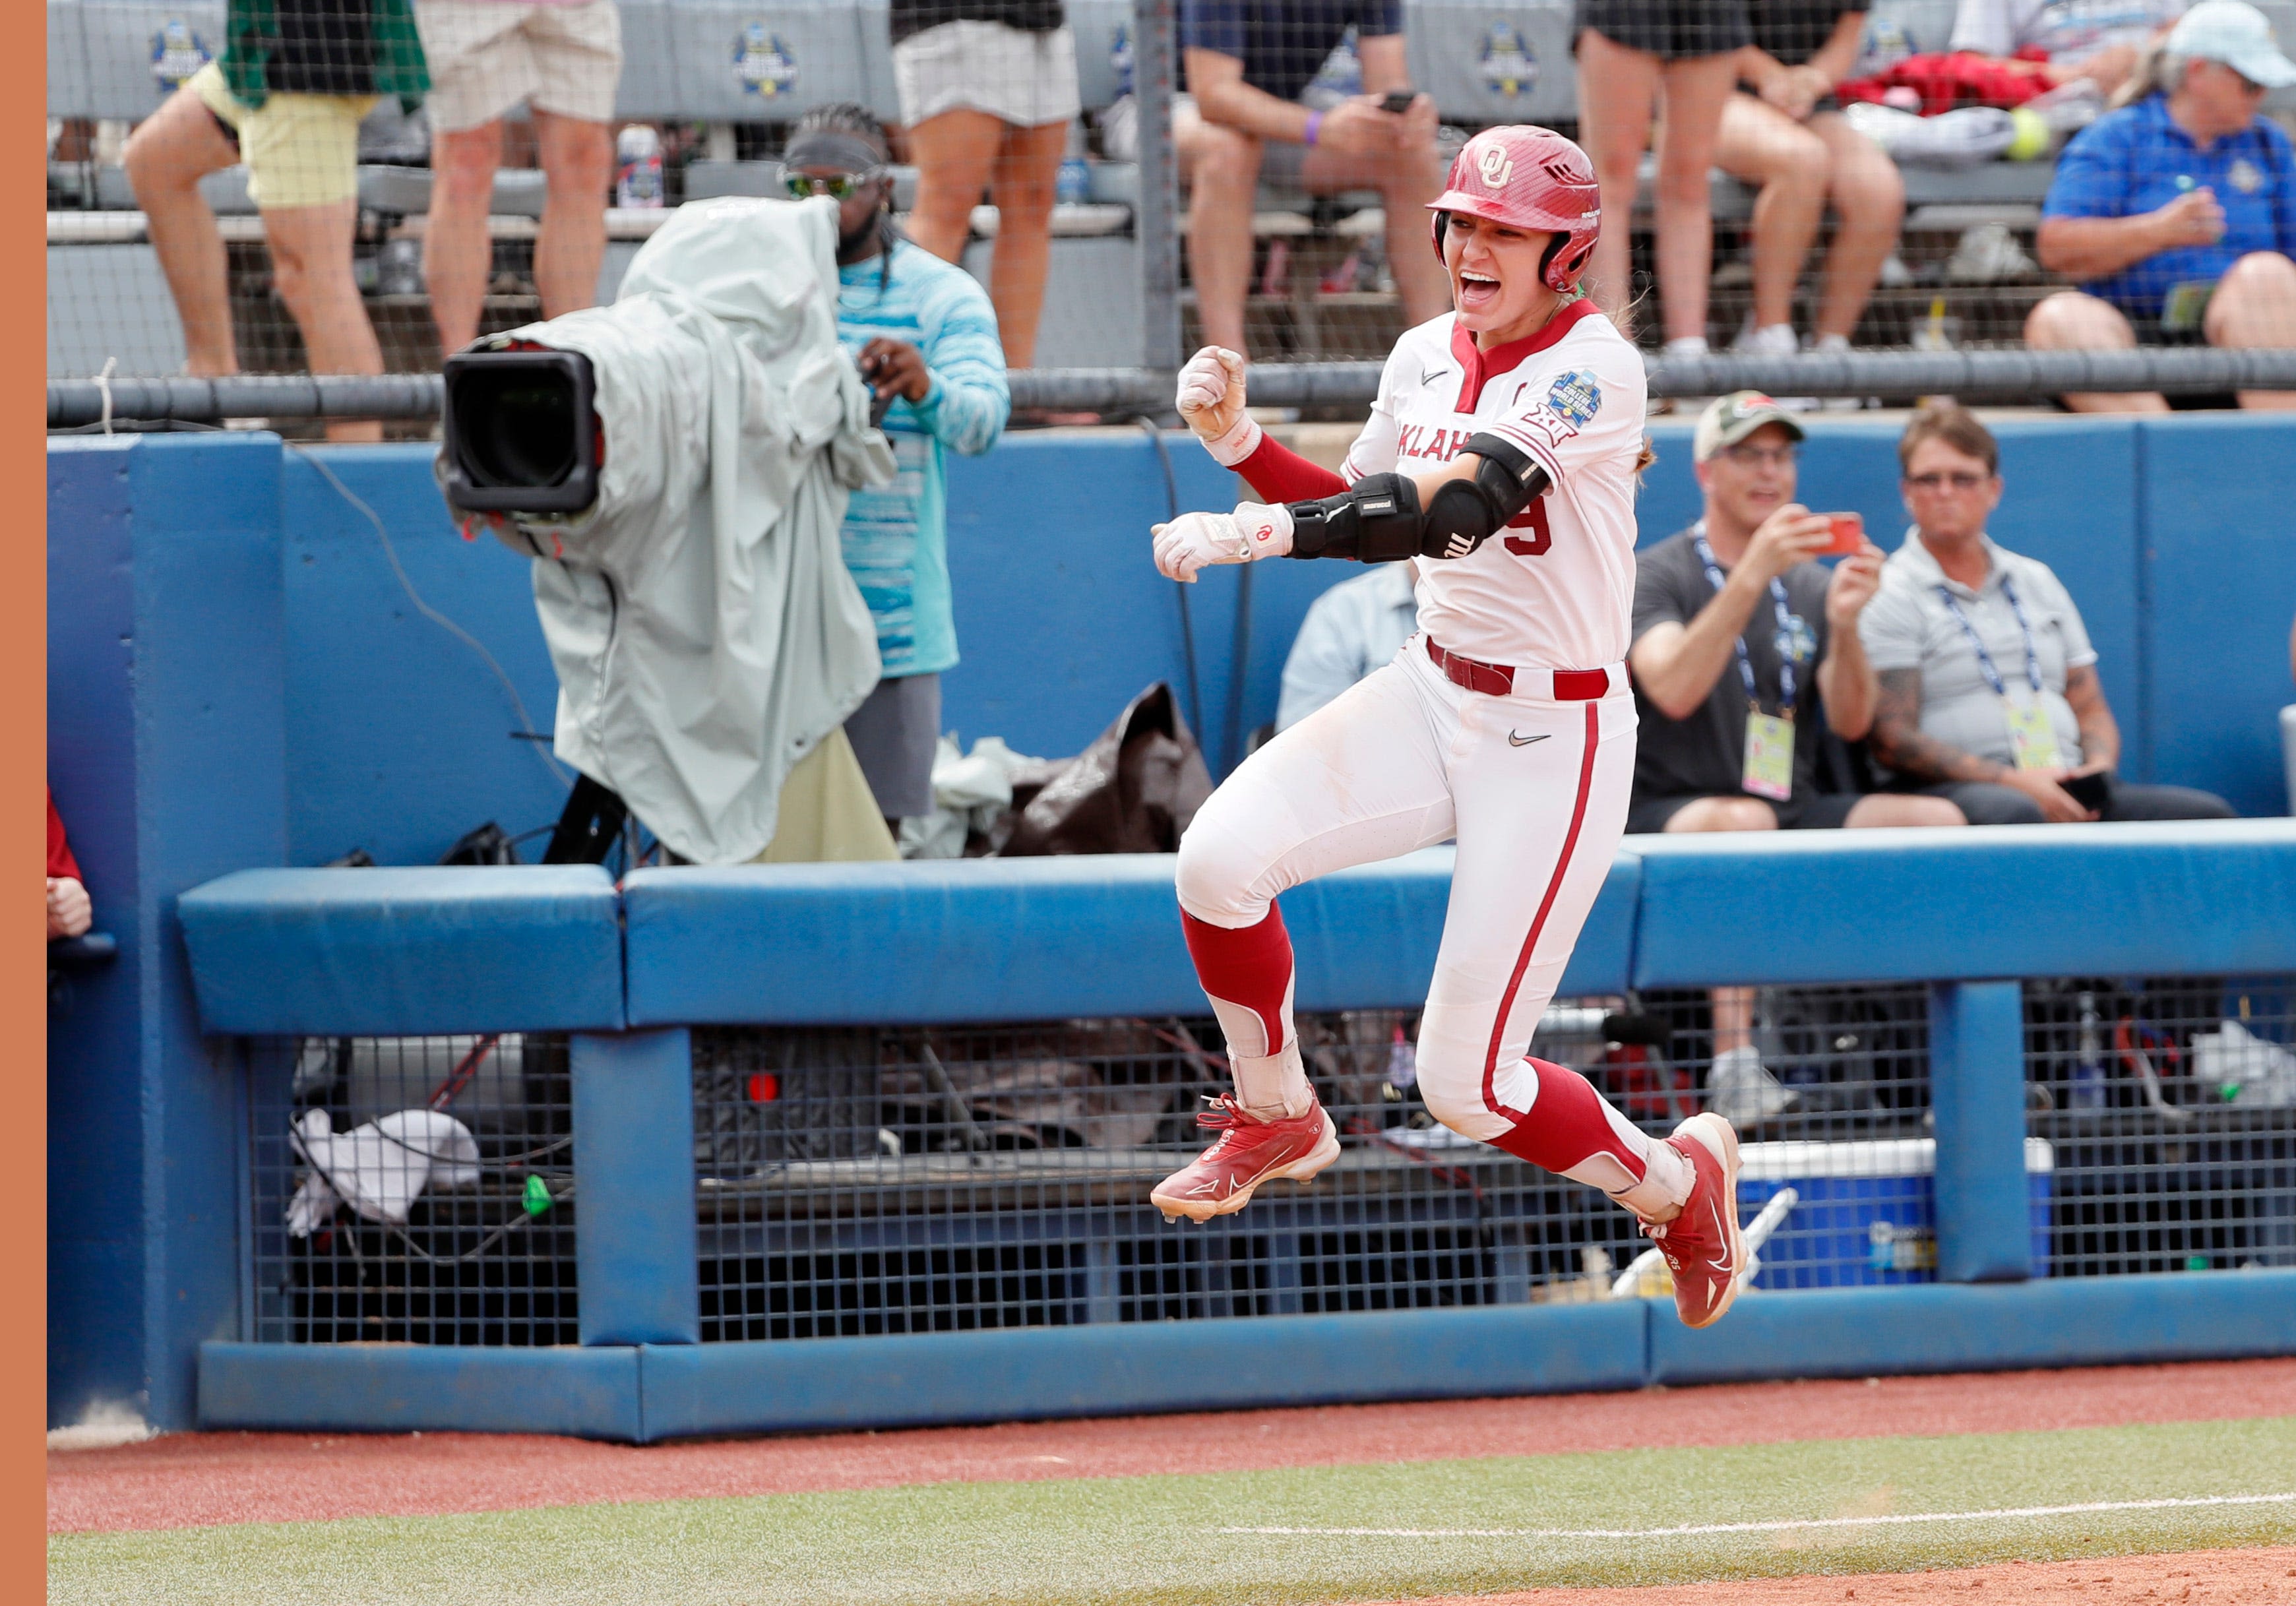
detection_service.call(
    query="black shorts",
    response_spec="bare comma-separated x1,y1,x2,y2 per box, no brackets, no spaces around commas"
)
1625,790,1863,834
2049,315,2239,414
1576,0,1751,60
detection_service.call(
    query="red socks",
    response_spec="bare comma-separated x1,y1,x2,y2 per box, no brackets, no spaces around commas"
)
1181,905,1295,1058
1484,1059,1650,1183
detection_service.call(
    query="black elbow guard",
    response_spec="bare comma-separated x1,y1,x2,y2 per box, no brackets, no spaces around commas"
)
1286,473,1425,563
1420,432,1554,561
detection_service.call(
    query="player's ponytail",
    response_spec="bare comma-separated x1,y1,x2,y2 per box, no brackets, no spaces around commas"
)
1633,433,1657,483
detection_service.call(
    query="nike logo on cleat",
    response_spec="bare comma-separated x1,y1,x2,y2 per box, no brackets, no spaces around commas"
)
1507,731,1549,747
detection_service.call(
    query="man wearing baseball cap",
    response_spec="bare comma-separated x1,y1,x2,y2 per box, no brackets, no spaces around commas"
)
1627,394,1962,1125
2028,0,2296,410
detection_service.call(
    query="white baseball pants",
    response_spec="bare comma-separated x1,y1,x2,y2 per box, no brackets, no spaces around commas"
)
1176,635,1651,1187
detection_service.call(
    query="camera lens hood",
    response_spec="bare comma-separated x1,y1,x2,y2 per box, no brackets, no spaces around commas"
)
441,347,601,515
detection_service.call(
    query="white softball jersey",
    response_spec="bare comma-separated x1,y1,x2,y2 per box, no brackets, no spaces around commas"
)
1339,297,1647,671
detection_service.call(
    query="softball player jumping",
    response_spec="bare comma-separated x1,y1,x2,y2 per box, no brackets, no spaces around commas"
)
1148,125,1747,1328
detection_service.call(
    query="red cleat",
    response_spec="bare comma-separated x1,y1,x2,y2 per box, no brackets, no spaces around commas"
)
1150,1094,1341,1223
1643,1111,1747,1329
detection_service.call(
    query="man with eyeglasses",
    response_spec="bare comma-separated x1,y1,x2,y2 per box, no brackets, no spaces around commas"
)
1628,393,1962,1126
1863,404,2236,824
2025,0,2296,412
787,103,1012,836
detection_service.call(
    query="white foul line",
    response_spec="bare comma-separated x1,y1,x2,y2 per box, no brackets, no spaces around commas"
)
1225,1491,2296,1541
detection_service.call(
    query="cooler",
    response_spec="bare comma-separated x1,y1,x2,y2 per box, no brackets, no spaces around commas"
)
1737,1137,2054,1289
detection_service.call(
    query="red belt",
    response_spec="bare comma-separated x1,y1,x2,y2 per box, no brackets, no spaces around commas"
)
1425,636,1613,701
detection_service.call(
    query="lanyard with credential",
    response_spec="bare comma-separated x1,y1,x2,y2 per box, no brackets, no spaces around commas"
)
1935,574,2043,699
1692,525,1797,719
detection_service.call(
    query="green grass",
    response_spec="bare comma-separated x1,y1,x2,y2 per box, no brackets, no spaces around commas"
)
50,1417,2296,1606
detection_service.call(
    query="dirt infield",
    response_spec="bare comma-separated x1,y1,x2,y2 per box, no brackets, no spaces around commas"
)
1382,1545,2296,1603
48,1357,2296,1534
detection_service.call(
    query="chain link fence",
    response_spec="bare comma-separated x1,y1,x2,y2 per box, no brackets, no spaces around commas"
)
235,973,2296,1348
245,1032,578,1345
47,1,2296,422
2026,975,2296,1278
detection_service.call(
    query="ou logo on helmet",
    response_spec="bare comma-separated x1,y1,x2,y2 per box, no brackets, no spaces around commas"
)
1477,143,1514,189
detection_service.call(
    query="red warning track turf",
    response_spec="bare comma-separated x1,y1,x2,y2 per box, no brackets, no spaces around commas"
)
47,1357,2296,1535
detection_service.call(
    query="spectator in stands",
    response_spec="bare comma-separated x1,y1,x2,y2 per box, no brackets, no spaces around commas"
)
1576,1,1749,353
790,105,1011,830
2026,1,2296,411
123,0,429,443
1276,565,1417,731
1863,404,2239,823
414,0,621,355
47,791,91,941
892,3,1077,371
1630,393,1962,1125
1948,0,2188,100
1175,2,1449,358
1718,3,1904,369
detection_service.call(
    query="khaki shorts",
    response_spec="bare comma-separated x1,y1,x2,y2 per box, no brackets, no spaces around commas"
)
414,0,622,132
892,20,1079,127
188,61,373,209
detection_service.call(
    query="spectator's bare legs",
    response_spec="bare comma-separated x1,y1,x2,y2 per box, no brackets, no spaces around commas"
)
532,110,612,323
1808,113,1902,343
911,109,1065,367
1300,109,1450,330
1713,93,1828,336
904,108,999,264
2204,251,2296,412
427,117,504,355
1175,106,1264,357
2024,290,2169,412
985,120,1066,369
123,88,241,375
263,200,385,442
1648,52,1739,346
1576,29,1661,332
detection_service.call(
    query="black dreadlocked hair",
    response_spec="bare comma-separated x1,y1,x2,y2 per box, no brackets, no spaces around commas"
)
793,101,898,295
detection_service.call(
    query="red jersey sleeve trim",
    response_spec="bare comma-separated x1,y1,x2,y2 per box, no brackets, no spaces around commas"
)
1236,433,1348,504
48,790,81,883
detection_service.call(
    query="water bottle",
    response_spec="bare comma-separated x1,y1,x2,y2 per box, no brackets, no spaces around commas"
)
2071,990,2107,1110
1386,1020,1417,1092
1057,120,1090,206
615,124,664,209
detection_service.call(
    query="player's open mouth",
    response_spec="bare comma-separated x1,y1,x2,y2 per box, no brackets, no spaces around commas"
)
1456,270,1502,313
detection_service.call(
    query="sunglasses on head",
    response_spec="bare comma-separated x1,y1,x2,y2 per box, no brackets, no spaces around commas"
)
785,170,881,201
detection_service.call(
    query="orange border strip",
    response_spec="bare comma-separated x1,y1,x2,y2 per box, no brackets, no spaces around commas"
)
16,10,50,1595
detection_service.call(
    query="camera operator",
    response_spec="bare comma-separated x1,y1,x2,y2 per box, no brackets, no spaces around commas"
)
788,104,1012,831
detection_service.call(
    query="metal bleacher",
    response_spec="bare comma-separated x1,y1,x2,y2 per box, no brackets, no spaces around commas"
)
46,0,2296,377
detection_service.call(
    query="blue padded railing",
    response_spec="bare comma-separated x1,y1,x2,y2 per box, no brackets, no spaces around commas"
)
180,822,2296,1441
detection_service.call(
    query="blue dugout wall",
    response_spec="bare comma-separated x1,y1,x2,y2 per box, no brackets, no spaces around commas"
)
176,828,2296,1441
44,417,2296,1429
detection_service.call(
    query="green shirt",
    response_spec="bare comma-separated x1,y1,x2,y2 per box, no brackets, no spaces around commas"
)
223,0,429,112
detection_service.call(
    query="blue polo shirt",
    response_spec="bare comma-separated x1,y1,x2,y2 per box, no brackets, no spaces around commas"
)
2041,92,2296,319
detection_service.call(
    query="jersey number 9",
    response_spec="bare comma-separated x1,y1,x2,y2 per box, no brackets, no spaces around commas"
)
1501,496,1552,557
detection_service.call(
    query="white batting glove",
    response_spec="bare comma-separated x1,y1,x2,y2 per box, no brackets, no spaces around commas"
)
1151,503,1294,582
1175,346,1262,466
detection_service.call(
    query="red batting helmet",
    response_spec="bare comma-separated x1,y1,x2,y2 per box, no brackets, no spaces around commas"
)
1428,125,1601,293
